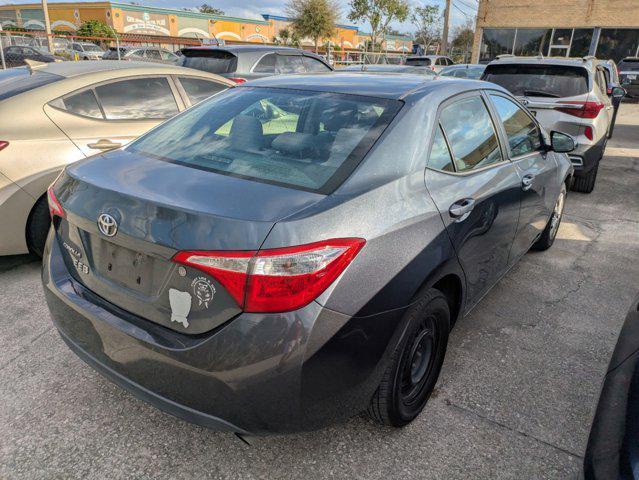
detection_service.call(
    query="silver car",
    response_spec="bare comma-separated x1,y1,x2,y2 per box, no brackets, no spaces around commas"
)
405,55,455,72
482,56,625,193
43,73,574,433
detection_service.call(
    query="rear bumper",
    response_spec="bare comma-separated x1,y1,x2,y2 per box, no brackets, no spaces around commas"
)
570,135,607,175
42,232,404,434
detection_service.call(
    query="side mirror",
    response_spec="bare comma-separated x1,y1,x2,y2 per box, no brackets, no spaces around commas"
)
612,86,626,99
550,131,575,153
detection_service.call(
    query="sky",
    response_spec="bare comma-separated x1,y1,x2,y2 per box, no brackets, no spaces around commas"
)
0,0,478,34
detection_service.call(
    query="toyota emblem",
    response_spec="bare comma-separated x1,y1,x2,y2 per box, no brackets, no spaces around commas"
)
97,213,118,237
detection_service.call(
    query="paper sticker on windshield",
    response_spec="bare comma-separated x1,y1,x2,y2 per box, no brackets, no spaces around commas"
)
191,277,216,308
169,289,192,328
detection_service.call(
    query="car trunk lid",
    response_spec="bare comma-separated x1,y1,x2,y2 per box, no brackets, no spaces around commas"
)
53,149,324,334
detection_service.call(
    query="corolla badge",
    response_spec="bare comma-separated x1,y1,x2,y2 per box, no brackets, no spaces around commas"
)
97,213,118,237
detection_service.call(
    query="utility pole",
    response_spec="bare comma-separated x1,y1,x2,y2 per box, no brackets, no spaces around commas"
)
41,0,54,53
441,0,451,55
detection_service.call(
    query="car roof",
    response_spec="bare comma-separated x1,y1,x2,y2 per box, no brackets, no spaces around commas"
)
24,60,229,79
241,72,487,99
488,55,595,69
183,45,304,54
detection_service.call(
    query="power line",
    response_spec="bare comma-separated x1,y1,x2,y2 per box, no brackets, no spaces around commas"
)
452,2,474,19
456,0,478,11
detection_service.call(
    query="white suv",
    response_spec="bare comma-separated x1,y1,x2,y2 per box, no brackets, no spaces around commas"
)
482,56,625,193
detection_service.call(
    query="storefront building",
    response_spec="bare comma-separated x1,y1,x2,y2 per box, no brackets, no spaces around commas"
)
472,0,639,63
0,2,412,52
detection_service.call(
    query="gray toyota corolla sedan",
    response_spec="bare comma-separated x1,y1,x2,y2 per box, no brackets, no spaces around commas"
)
42,73,574,434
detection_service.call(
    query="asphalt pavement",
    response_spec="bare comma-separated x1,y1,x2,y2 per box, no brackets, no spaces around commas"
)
1,104,638,480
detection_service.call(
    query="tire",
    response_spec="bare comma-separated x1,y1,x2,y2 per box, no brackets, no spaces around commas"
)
571,163,599,194
368,288,450,427
532,183,566,251
26,195,51,257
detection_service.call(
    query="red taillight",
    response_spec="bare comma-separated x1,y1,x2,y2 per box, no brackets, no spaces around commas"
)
0,141,8,152
47,186,65,219
228,77,247,84
555,101,604,119
173,238,365,313
584,126,594,141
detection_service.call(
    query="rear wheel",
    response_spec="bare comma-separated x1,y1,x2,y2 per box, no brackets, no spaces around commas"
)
532,183,566,251
368,288,450,427
26,196,51,257
571,163,599,193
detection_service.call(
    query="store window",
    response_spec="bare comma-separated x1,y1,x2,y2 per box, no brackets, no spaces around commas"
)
597,29,639,63
480,29,515,62
514,29,551,56
570,29,594,57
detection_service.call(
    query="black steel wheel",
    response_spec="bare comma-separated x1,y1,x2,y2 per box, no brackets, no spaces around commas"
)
368,288,450,427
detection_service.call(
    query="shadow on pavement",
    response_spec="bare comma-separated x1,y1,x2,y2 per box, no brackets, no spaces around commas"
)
0,254,40,273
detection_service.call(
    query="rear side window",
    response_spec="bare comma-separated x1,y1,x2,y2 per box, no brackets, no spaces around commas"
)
489,94,541,157
0,69,63,101
178,77,227,104
482,64,589,97
253,53,276,73
405,57,431,66
57,90,103,119
179,49,238,74
128,87,402,193
440,96,502,172
95,77,178,120
302,56,331,72
428,127,454,172
276,55,306,74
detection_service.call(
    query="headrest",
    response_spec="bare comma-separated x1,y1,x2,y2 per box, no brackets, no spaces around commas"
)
229,115,264,151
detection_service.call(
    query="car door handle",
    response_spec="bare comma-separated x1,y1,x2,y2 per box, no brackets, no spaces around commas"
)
449,198,475,221
522,174,535,191
87,139,121,150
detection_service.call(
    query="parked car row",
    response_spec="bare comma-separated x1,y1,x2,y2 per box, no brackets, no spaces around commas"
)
0,45,629,442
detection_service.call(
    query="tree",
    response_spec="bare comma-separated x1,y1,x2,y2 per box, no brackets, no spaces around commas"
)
348,0,409,53
411,3,440,53
286,0,339,53
451,19,474,62
273,27,302,47
76,20,115,39
199,4,224,15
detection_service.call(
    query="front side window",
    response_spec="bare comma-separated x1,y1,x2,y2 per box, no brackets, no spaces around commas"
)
128,87,402,193
145,49,161,60
95,77,178,120
428,126,454,172
178,77,227,105
489,94,541,157
439,96,502,172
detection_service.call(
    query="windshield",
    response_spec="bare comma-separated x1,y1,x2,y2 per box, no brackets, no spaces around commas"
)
482,64,589,97
0,69,63,101
129,87,402,193
619,59,639,71
405,57,432,66
178,49,238,74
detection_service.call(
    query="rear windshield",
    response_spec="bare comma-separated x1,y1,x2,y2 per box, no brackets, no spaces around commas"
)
405,57,431,66
128,87,402,193
0,69,63,101
178,49,238,74
619,59,639,71
482,64,589,97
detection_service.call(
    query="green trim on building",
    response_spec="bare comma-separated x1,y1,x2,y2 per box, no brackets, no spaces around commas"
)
110,2,270,25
